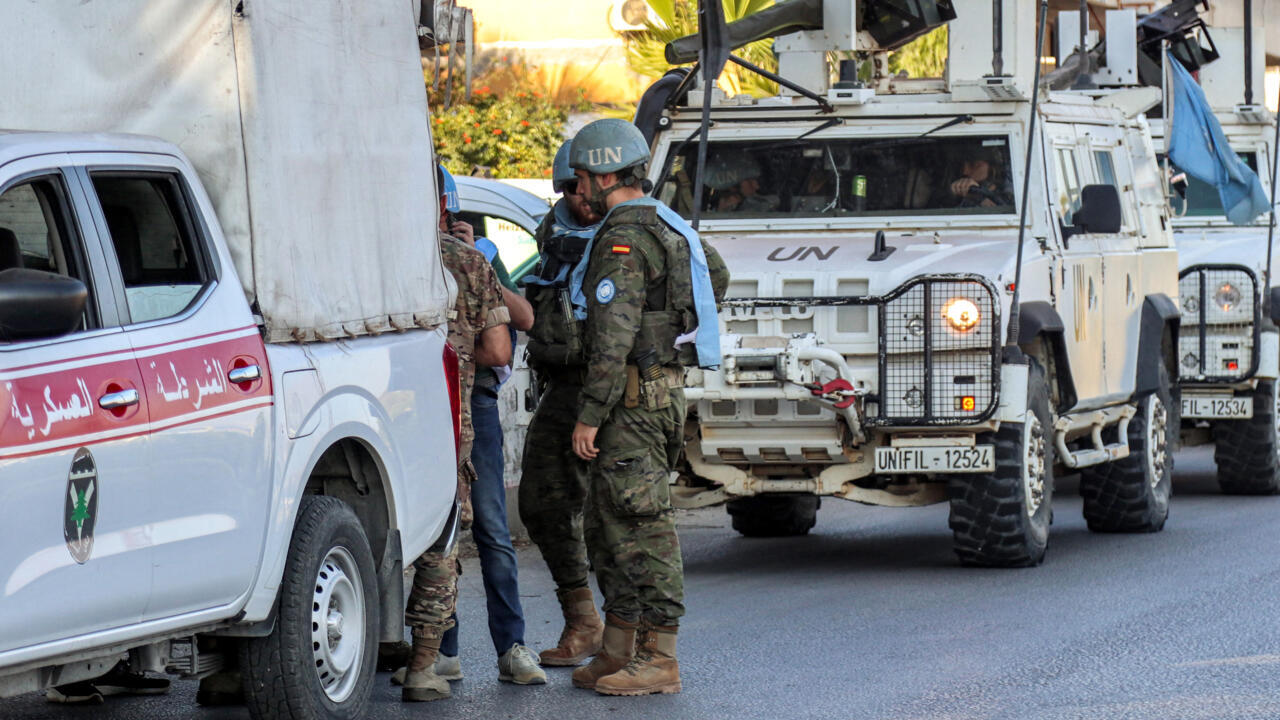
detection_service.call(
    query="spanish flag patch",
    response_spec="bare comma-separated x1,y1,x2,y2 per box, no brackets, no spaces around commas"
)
611,244,631,254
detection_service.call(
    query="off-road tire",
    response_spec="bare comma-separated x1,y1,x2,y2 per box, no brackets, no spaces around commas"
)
242,496,379,720
948,359,1054,567
1213,379,1280,495
727,495,819,537
1080,362,1174,532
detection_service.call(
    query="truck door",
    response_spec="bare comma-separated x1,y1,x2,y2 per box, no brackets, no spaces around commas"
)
1086,130,1143,401
0,162,154,654
74,159,273,619
1046,127,1107,407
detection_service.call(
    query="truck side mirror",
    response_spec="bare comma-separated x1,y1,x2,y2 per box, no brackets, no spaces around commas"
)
0,268,88,341
1066,184,1123,238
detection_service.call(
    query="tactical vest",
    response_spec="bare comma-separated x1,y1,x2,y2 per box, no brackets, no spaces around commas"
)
605,204,701,369
524,204,597,372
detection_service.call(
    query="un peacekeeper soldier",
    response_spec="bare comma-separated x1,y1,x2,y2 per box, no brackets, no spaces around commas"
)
519,138,608,667
565,118,728,696
400,167,515,703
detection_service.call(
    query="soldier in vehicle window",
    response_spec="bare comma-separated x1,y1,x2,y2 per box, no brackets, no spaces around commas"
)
705,154,775,213
947,149,1014,207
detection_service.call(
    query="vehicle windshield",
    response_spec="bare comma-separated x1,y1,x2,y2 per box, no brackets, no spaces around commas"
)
655,133,1016,220
1160,151,1260,218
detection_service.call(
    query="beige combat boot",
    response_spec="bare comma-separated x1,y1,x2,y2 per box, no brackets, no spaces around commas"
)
594,624,680,696
539,587,604,666
570,614,637,689
401,634,450,702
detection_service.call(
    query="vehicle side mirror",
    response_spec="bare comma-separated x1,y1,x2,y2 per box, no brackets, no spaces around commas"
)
0,268,88,341
1069,184,1123,237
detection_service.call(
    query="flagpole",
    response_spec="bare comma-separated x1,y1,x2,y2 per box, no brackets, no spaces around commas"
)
1162,41,1171,204
1265,106,1279,315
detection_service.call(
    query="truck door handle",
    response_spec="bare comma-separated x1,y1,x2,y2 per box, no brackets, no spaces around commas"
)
99,388,140,410
228,365,262,384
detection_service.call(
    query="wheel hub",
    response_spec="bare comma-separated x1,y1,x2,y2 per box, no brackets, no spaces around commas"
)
1146,396,1168,489
311,546,364,703
1023,415,1046,515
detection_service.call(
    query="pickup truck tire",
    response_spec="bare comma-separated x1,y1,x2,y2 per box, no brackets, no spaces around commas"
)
1213,379,1280,495
241,495,379,720
948,359,1053,568
727,495,819,537
1080,362,1174,532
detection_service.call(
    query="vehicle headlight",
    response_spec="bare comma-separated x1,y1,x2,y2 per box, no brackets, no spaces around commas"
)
1214,282,1241,312
943,298,980,332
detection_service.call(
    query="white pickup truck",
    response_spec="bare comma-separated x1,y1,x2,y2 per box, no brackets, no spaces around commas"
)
0,2,458,718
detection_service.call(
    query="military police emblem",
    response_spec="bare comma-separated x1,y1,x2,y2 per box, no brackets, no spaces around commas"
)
64,448,97,564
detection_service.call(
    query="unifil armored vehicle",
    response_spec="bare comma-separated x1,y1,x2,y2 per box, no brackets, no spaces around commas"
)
1136,4,1280,495
637,0,1183,566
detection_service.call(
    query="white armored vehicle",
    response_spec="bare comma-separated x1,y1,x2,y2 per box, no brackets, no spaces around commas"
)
638,0,1182,566
1138,6,1280,495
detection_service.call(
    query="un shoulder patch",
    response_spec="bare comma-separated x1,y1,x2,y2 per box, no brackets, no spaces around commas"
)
595,278,616,304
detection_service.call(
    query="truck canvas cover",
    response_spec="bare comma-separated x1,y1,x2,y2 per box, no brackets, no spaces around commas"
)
0,0,451,342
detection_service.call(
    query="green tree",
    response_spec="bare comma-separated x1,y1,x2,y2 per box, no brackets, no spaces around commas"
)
888,25,948,78
624,0,779,98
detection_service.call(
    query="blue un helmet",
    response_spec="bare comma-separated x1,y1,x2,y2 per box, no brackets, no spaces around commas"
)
568,118,650,176
568,119,651,214
704,154,761,191
552,140,576,194
438,164,460,213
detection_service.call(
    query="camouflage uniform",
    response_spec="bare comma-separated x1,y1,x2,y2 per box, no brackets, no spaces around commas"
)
405,236,510,640
577,203,728,626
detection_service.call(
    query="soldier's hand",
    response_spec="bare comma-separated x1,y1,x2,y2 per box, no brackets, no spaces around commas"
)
950,177,978,197
450,220,475,245
572,422,599,460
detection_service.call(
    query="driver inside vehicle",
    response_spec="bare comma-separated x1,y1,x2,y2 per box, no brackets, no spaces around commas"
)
947,150,1014,208
705,154,776,213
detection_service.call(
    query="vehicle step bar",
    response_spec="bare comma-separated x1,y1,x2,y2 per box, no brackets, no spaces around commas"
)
1053,405,1135,469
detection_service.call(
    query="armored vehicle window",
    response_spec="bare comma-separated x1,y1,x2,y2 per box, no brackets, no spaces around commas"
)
656,134,1015,219
1160,151,1260,218
91,172,211,325
0,175,98,332
1053,148,1083,226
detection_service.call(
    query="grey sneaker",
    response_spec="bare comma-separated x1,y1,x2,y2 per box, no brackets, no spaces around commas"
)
498,643,547,685
434,654,463,681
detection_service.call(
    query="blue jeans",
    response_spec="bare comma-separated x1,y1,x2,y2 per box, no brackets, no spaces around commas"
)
441,390,526,657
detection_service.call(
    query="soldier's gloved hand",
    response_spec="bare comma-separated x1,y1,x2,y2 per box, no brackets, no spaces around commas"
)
572,421,599,461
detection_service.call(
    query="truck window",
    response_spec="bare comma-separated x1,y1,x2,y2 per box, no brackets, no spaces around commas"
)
1053,148,1083,226
0,175,97,331
1159,151,1260,218
91,173,210,324
656,134,1016,220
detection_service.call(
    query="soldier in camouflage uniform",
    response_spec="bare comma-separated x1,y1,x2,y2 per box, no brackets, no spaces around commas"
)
400,168,513,703
519,139,607,667
565,119,728,696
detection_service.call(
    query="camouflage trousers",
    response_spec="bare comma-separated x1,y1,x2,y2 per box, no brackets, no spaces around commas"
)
583,386,686,626
519,375,592,593
404,462,474,640
404,545,459,640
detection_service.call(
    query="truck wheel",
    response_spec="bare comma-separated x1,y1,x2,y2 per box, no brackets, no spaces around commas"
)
1079,362,1174,532
242,496,378,720
1213,379,1280,495
727,495,819,537
948,359,1054,567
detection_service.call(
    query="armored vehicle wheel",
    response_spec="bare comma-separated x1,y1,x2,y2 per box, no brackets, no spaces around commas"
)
1080,363,1174,532
727,495,819,537
1213,379,1280,495
242,496,379,720
948,360,1054,567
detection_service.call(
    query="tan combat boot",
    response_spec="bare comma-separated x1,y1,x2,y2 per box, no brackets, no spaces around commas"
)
539,587,604,666
401,633,450,702
594,624,680,696
570,614,637,689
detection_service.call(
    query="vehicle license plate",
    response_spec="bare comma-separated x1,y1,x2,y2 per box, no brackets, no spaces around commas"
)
1181,395,1252,419
874,445,995,474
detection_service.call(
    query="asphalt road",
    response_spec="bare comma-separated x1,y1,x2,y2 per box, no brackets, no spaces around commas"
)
7,445,1280,720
